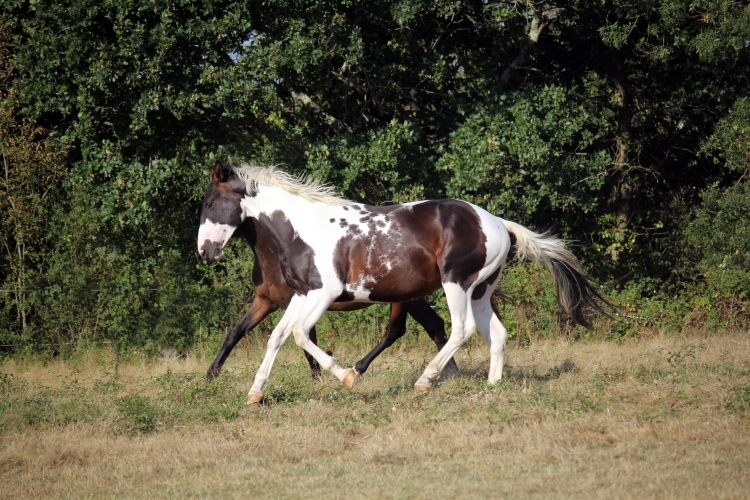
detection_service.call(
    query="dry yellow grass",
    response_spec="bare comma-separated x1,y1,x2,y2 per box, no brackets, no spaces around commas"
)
1,330,749,499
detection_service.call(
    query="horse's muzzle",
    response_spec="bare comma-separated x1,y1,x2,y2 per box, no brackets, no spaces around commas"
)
200,240,224,263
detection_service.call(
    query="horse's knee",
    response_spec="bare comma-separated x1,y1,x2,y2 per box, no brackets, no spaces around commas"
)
266,336,282,351
491,321,508,342
490,342,505,356
445,331,465,346
292,328,308,348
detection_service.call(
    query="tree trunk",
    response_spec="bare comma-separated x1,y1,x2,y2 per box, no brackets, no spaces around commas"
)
610,78,633,261
500,1,547,88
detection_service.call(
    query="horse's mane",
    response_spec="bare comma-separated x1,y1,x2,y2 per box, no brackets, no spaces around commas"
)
233,165,350,207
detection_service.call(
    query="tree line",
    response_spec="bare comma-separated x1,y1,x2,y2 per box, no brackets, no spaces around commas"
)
1,0,749,351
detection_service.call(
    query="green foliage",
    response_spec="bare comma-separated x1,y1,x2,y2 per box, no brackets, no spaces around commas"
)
494,262,566,342
115,394,161,435
438,86,611,231
306,120,435,203
0,22,69,343
703,97,750,174
1,0,750,351
682,180,750,299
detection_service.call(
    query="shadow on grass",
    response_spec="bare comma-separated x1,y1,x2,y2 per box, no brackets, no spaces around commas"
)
244,357,579,406
506,359,579,382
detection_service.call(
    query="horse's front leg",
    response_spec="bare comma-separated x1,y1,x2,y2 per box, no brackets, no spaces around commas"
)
291,289,355,387
207,294,278,381
246,294,306,404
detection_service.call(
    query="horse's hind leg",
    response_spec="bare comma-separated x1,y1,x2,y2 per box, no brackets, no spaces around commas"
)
472,290,508,384
407,299,459,375
487,311,508,384
352,303,410,379
414,283,476,392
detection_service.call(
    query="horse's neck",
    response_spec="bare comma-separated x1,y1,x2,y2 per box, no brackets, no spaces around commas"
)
238,218,285,280
251,186,339,248
244,220,281,261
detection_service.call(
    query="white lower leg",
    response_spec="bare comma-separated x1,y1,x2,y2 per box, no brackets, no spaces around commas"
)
247,296,305,397
248,327,293,396
293,331,350,381
415,283,475,388
472,295,508,385
488,315,508,384
291,288,349,381
414,335,466,387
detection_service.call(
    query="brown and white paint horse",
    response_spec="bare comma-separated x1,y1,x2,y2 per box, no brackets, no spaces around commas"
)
199,162,607,404
202,213,458,383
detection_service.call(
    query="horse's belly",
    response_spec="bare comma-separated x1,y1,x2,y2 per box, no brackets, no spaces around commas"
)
334,206,443,303
344,259,442,303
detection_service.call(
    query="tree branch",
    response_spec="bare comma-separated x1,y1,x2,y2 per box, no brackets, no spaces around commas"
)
500,2,549,88
282,84,351,134
330,70,390,121
330,70,366,94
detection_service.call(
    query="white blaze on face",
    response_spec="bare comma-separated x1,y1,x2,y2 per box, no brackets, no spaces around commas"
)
197,220,237,253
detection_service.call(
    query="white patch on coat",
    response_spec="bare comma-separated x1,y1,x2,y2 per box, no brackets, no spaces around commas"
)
197,221,237,251
334,211,392,238
468,202,512,279
346,279,372,301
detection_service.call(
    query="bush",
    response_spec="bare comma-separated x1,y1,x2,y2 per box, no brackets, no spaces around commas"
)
115,394,161,435
682,179,750,300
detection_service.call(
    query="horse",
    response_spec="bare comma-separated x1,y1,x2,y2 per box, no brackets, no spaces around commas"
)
201,216,458,383
199,162,608,404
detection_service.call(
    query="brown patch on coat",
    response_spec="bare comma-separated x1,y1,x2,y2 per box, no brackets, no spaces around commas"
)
332,200,487,303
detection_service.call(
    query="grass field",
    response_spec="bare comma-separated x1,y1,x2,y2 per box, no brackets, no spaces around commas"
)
2,328,749,499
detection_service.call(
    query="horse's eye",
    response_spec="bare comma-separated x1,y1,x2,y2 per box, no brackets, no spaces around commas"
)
205,202,213,209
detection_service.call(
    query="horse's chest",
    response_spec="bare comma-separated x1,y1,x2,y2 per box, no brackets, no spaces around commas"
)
259,211,324,292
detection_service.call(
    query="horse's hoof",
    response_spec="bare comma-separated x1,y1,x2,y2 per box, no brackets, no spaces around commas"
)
246,393,263,405
343,369,357,389
414,384,430,395
206,367,220,382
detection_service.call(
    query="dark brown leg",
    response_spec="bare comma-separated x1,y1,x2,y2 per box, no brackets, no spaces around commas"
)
352,299,457,375
304,326,322,378
353,303,409,375
206,295,276,381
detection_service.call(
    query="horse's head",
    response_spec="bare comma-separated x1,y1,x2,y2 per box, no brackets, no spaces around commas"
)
198,162,247,263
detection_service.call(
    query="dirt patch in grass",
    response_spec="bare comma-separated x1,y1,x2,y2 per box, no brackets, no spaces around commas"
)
1,330,749,498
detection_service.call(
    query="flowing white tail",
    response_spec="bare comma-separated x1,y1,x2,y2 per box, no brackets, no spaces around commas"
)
502,220,609,328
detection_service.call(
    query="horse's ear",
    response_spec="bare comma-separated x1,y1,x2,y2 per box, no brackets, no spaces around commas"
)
211,161,230,183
